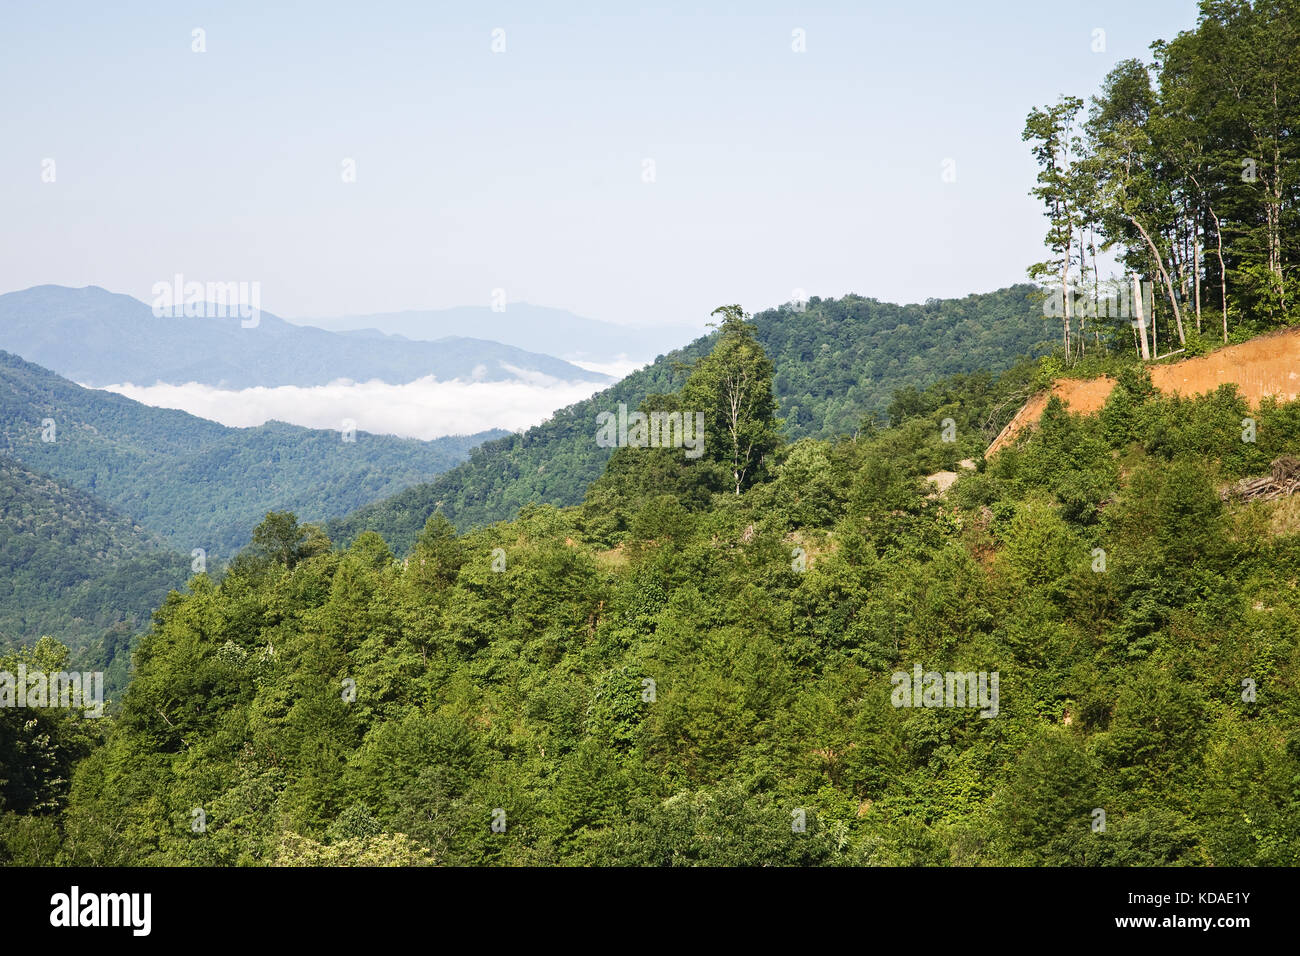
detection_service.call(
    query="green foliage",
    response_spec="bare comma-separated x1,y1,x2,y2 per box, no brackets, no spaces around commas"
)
328,286,1056,551
0,350,502,563
1030,0,1300,361
680,305,782,494
10,350,1296,867
0,457,189,667
0,638,101,821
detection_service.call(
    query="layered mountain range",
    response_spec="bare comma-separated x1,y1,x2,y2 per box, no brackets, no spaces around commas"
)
0,285,610,389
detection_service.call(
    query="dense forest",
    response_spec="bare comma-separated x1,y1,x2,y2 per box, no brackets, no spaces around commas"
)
327,284,1056,551
1025,0,1300,361
0,457,188,677
3,310,1296,866
0,351,505,561
4,0,1299,871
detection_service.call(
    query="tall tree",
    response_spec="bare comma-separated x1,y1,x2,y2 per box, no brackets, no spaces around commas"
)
242,511,330,570
1024,96,1086,361
682,306,782,495
1085,60,1188,353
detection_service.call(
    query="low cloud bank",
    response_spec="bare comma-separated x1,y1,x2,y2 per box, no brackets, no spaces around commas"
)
94,370,638,440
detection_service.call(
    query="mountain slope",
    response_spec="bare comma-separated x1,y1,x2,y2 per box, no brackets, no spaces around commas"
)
44,356,1300,867
328,285,1055,550
0,456,188,656
987,327,1300,455
0,285,608,388
299,303,686,363
0,351,507,559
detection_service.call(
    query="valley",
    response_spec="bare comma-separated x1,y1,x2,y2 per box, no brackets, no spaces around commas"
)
1,0,1298,892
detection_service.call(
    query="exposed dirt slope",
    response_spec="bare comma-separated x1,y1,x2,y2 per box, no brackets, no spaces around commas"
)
987,328,1300,456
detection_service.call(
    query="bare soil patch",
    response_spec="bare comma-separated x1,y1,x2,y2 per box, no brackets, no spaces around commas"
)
987,328,1300,456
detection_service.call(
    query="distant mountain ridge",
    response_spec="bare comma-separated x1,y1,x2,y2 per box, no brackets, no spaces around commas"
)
0,285,609,389
296,302,685,364
328,284,1057,551
0,350,507,560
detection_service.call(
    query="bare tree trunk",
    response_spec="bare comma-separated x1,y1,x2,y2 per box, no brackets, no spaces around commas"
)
1273,173,1285,311
1171,216,1187,311
1127,213,1186,346
1151,284,1159,356
1077,227,1086,360
1133,274,1151,361
727,376,743,495
1091,229,1101,348
1188,172,1229,343
1194,218,1202,335
1061,263,1072,362
1272,80,1285,311
1210,205,1228,343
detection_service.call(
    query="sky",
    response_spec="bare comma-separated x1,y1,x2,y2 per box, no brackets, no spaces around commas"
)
1,0,1203,336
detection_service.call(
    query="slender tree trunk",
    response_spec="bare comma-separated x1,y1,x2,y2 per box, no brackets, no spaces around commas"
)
1127,212,1186,346
1273,169,1285,311
1194,219,1202,334
1091,229,1101,348
1188,172,1228,342
726,376,745,495
1076,227,1087,360
1061,263,1072,362
1133,274,1151,361
1272,80,1285,311
1171,216,1187,310
1151,285,1159,356
1210,204,1228,343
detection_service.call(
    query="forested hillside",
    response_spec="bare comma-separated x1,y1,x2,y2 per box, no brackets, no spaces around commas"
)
328,285,1054,551
0,351,506,561
7,0,1300,876
0,457,187,666
8,317,1296,866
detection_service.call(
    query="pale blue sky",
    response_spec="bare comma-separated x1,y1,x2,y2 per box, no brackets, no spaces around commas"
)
1,0,1201,332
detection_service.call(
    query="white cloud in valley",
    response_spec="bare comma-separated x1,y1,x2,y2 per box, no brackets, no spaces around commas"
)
92,364,648,440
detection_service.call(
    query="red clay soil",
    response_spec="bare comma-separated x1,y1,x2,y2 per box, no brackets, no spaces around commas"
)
987,327,1300,456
